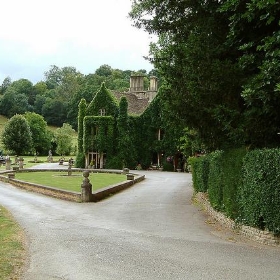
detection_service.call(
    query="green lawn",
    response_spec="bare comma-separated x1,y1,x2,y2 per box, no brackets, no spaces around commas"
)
0,206,24,280
14,172,127,192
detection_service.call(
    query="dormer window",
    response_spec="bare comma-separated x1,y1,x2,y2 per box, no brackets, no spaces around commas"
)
100,108,106,116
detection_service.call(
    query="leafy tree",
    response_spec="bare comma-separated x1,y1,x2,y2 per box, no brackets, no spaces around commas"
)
130,0,244,150
42,98,67,126
0,87,32,118
0,76,12,94
220,0,280,147
24,112,52,155
95,64,113,77
130,0,280,149
54,123,75,156
2,114,33,155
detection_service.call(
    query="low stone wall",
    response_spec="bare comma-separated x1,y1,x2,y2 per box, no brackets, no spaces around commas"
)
0,170,145,203
0,174,81,202
194,192,280,246
92,174,144,202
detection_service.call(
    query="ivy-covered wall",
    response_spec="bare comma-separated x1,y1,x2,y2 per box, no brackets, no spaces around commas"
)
77,83,184,170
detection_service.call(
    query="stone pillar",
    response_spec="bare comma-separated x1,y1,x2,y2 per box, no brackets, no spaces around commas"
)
81,171,92,202
18,158,24,169
68,159,73,176
5,159,11,170
149,76,158,91
130,75,144,92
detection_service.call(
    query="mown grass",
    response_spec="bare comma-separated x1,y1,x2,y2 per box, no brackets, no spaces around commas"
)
14,172,127,192
0,206,25,280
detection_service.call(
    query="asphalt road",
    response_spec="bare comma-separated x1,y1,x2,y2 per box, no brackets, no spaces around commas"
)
0,167,280,280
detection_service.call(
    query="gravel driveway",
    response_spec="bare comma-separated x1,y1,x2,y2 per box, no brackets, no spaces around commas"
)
0,169,280,280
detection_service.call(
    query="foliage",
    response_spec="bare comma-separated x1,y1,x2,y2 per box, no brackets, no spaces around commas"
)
220,0,280,147
83,116,115,155
54,123,76,156
117,97,137,168
0,88,32,118
24,112,52,155
86,83,119,117
189,156,209,193
0,65,153,130
1,114,33,155
41,98,67,127
221,148,247,219
207,151,224,211
77,98,87,153
75,152,85,168
130,1,244,150
130,0,280,149
240,149,280,234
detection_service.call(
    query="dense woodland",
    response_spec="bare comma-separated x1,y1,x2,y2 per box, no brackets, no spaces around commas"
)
0,65,157,130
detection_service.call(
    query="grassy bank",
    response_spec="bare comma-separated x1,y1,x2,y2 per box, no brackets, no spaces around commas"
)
0,206,25,280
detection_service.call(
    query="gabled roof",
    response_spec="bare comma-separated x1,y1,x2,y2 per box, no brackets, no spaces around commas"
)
113,92,149,115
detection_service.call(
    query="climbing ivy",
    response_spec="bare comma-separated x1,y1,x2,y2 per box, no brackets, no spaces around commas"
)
86,82,119,117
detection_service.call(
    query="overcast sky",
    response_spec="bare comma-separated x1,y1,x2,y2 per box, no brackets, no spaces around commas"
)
0,0,154,84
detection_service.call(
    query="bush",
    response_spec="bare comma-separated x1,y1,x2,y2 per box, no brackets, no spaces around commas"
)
189,156,209,193
221,148,247,219
207,151,224,211
239,148,280,235
163,161,174,171
75,152,85,168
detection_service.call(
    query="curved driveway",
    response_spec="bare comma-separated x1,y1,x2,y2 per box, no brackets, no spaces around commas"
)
0,168,280,279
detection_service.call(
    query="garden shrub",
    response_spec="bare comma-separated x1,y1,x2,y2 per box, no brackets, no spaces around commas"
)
239,148,280,235
221,148,247,219
163,161,174,171
189,156,209,193
207,150,224,211
75,152,85,168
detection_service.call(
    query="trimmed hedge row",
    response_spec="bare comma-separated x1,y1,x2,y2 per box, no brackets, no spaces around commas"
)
190,148,280,235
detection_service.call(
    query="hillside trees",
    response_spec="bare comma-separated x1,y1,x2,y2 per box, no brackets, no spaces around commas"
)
130,0,280,149
0,65,154,129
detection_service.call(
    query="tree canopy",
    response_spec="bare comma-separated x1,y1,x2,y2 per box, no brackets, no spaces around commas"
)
2,114,33,155
130,0,280,149
0,64,155,130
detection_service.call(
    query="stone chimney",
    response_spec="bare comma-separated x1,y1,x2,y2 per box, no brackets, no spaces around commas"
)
149,76,158,92
130,75,145,92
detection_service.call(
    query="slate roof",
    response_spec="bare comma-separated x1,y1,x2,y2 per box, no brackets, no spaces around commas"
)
112,92,149,115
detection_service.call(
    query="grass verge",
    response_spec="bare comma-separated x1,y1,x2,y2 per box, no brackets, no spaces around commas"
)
0,206,25,280
14,172,127,192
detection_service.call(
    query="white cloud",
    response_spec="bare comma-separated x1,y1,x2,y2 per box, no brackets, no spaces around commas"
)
0,0,155,83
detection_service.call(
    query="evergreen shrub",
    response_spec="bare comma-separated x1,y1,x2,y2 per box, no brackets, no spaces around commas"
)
221,148,247,219
75,152,85,168
207,150,224,211
189,156,209,193
239,148,280,235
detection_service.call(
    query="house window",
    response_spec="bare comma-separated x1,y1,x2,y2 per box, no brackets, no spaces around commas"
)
100,109,106,116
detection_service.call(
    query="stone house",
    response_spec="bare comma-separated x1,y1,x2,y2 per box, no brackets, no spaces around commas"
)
77,75,182,170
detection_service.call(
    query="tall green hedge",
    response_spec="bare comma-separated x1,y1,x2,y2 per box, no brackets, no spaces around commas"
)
189,156,209,193
240,149,280,235
221,148,247,219
190,147,280,235
207,151,224,211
